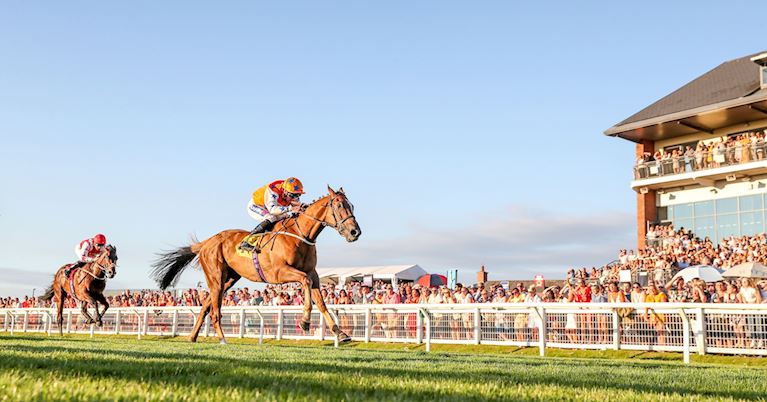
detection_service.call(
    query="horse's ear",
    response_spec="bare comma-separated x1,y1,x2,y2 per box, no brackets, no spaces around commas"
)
338,187,345,194
327,185,336,196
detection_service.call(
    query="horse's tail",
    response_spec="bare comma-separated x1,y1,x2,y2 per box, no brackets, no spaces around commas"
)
151,239,200,290
40,283,55,302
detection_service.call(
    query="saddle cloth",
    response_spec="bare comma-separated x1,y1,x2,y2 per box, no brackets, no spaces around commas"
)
235,233,265,258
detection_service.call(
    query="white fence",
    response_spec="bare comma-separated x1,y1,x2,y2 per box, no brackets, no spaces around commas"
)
2,303,767,364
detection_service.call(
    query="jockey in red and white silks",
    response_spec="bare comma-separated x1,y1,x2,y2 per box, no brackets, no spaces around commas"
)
68,234,107,273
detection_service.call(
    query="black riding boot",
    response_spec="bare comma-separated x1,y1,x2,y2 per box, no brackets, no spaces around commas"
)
239,220,273,252
65,261,86,277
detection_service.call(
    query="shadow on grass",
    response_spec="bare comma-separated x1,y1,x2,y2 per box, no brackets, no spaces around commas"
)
1,338,765,400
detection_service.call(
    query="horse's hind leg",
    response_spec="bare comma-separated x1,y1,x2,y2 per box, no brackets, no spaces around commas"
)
54,286,65,336
189,272,240,342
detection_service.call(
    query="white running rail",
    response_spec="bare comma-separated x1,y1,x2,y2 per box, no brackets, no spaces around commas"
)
2,303,766,364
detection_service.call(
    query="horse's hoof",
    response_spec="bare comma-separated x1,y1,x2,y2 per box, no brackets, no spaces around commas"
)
337,333,351,343
97,321,103,327
220,339,228,345
300,320,310,332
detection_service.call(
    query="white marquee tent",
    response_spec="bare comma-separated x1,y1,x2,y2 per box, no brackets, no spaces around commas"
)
316,264,427,287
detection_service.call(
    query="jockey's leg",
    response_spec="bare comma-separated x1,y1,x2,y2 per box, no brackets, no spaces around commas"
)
239,205,277,252
65,261,86,277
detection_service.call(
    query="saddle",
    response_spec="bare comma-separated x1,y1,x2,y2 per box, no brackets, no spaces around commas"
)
235,233,265,258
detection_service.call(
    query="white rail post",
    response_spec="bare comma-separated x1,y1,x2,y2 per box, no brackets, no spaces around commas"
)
680,309,691,365
537,307,546,357
474,307,481,345
172,309,179,337
135,311,142,340
204,315,210,338
276,309,283,341
420,308,432,353
115,310,121,335
239,309,245,339
66,311,72,334
257,310,265,344
416,308,423,344
9,313,14,335
696,307,706,355
22,311,28,333
46,312,52,336
612,309,621,350
89,323,95,338
142,310,149,336
364,307,371,343
319,313,326,341
3,311,7,332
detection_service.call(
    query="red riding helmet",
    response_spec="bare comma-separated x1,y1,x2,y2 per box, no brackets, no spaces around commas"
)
93,234,107,245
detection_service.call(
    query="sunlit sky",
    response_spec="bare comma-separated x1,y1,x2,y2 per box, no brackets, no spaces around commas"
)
2,1,766,296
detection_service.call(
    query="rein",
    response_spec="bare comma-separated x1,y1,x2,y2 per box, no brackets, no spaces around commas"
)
261,194,356,249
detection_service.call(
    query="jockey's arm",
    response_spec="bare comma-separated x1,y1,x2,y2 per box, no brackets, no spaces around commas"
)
264,187,292,216
76,242,95,262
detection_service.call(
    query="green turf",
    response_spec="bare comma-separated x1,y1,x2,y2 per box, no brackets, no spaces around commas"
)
1,334,766,401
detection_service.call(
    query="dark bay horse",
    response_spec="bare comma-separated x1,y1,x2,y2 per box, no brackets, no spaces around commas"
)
151,186,361,344
41,245,118,335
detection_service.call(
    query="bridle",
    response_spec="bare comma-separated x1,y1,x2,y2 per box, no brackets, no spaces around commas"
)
266,194,356,247
83,250,115,281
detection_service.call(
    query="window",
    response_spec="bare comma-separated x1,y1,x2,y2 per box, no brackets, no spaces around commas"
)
695,200,715,216
740,194,763,212
717,214,740,239
675,203,693,219
693,216,715,240
716,198,738,214
740,211,764,236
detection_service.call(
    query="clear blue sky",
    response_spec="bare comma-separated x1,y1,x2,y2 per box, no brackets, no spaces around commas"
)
1,1,766,295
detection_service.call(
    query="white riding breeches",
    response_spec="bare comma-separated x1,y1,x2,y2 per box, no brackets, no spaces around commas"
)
247,200,278,223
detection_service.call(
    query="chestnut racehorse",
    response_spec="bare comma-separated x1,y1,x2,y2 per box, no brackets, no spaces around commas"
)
151,186,361,344
41,245,118,335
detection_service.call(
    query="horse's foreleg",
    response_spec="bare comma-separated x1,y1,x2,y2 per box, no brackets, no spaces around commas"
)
94,294,109,327
310,288,350,342
80,301,96,325
271,265,312,332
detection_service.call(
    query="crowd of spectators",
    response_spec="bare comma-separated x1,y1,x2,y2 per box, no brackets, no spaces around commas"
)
634,130,767,179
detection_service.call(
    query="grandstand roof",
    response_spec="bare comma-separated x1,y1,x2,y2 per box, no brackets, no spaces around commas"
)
605,51,767,143
316,264,428,283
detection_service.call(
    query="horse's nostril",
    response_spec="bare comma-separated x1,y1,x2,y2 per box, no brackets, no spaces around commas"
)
350,229,359,237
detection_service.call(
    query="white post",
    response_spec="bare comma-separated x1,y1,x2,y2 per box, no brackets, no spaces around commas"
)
696,307,706,355
537,307,546,356
474,307,481,345
22,312,28,333
680,310,691,365
142,310,149,336
136,311,142,340
276,309,283,340
416,309,423,344
9,313,14,335
115,310,121,335
319,313,325,341
258,311,264,345
3,311,7,332
46,312,52,336
364,307,372,343
612,309,621,350
172,310,179,337
66,311,72,334
239,309,245,339
420,308,431,353
204,315,210,338
89,323,95,338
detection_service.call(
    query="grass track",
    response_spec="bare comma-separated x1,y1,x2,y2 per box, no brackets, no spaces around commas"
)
1,334,766,401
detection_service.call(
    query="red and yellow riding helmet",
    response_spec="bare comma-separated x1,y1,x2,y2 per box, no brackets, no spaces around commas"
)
282,177,305,195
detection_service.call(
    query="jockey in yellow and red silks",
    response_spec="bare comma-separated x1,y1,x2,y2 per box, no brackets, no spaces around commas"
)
239,177,306,252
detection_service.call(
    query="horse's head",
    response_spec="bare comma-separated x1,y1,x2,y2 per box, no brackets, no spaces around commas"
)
94,245,118,279
324,186,361,242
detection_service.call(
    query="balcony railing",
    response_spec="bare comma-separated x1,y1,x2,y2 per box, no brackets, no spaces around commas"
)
634,144,767,180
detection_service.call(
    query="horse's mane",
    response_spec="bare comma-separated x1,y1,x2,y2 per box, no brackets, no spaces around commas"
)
106,244,118,263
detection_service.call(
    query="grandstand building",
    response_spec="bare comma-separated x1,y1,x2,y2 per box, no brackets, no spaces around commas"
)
606,51,767,248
